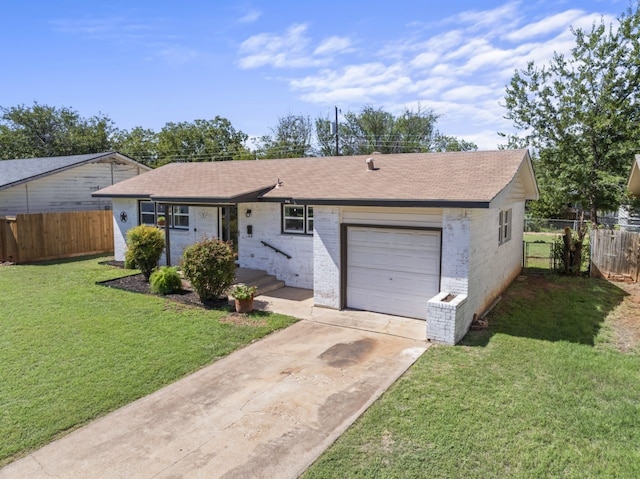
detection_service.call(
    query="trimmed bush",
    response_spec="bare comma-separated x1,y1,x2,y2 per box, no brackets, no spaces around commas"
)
150,266,182,295
182,238,236,303
125,225,165,281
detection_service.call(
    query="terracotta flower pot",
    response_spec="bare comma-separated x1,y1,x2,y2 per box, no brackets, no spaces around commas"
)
235,297,254,313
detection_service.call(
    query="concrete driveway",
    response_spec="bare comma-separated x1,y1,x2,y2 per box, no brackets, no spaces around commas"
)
1,320,427,479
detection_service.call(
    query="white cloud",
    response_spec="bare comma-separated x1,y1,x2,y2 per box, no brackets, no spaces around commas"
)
314,36,353,55
236,2,622,147
504,9,585,42
238,9,261,24
238,24,354,69
156,45,200,66
451,2,522,34
442,85,494,102
410,52,439,69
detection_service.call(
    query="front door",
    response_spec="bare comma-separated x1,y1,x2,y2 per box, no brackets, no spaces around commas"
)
220,205,238,253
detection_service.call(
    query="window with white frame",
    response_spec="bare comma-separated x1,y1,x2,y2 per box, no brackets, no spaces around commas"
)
499,208,512,244
282,205,314,234
138,201,189,229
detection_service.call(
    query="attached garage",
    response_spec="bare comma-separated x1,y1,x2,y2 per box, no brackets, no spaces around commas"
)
345,226,441,319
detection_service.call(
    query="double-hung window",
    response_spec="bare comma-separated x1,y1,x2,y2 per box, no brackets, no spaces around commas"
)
282,205,314,234
139,201,189,229
499,209,512,245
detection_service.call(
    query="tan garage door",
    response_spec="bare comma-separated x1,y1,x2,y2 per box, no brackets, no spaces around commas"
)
346,226,441,319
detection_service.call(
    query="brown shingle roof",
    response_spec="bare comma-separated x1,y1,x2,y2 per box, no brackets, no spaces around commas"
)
94,150,537,206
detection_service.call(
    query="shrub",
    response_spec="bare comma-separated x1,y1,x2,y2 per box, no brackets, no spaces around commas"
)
150,266,182,295
125,225,165,281
182,238,236,303
123,248,136,269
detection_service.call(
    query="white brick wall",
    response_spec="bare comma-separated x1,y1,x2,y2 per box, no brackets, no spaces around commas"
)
441,209,470,296
459,202,525,343
237,202,313,289
110,199,219,265
431,204,525,344
112,198,138,261
313,206,342,308
426,292,468,344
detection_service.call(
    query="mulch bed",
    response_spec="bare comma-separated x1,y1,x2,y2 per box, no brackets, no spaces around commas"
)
98,270,230,310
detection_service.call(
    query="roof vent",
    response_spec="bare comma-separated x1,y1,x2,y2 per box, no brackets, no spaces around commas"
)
366,158,375,171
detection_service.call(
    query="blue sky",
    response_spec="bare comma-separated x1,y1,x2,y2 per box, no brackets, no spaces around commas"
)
0,0,626,150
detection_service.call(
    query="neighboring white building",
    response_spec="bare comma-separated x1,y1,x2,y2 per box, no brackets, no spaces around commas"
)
94,150,539,345
0,152,150,216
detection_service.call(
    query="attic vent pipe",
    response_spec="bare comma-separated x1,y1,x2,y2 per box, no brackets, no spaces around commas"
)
366,158,375,171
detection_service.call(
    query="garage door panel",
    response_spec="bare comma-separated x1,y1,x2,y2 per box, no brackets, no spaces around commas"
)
349,248,439,271
346,226,441,320
348,267,438,292
347,287,431,319
348,228,439,251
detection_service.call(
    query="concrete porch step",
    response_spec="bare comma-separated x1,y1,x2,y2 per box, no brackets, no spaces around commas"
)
234,268,285,296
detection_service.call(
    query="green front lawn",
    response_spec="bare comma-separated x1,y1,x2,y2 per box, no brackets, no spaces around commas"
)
304,275,640,478
0,256,296,466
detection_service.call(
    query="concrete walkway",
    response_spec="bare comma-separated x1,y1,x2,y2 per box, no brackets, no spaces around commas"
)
253,287,427,341
1,319,428,478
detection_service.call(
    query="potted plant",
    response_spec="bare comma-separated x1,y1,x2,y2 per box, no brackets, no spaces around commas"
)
231,284,257,313
157,215,166,227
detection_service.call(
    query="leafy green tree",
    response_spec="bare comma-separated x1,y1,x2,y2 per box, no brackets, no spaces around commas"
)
503,4,640,224
113,126,158,166
256,114,313,159
315,105,473,156
156,117,253,163
0,102,116,159
431,133,477,152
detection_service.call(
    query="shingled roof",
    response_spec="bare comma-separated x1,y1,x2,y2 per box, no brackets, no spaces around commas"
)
0,152,149,191
94,150,538,207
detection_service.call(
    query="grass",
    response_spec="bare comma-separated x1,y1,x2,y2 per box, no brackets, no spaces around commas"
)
524,231,591,272
303,275,640,478
0,256,296,466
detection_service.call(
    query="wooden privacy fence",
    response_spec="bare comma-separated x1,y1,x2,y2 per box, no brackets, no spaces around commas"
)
590,229,640,281
0,210,113,264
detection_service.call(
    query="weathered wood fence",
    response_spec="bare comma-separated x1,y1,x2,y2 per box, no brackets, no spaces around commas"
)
590,229,640,281
0,210,113,264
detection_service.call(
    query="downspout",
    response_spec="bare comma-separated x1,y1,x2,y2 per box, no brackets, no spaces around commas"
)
163,203,171,266
25,184,29,213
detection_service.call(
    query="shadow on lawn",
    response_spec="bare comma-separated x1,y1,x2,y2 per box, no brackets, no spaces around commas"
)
462,274,628,347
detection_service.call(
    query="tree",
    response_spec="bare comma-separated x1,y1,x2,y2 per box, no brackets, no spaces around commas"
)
113,126,158,166
256,114,313,159
431,133,477,152
503,4,640,224
156,117,253,163
0,102,116,159
315,105,474,156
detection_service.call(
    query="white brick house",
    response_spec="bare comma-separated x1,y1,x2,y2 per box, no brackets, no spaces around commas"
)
94,150,538,344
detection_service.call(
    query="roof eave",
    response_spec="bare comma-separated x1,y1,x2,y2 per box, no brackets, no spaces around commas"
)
259,197,492,208
150,185,276,205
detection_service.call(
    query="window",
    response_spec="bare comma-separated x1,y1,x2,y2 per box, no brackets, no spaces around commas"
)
499,209,512,244
282,205,314,234
139,201,189,229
